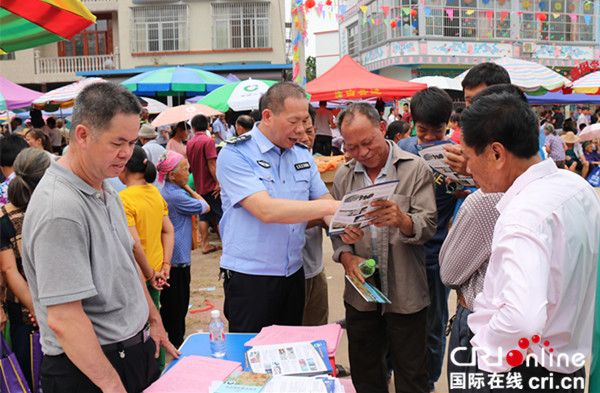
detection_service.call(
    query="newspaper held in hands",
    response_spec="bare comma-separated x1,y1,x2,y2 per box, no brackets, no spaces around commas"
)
416,140,475,187
328,180,399,236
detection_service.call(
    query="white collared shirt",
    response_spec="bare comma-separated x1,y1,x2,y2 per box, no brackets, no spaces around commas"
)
468,159,600,373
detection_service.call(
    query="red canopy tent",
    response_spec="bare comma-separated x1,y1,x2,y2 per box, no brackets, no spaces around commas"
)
306,55,427,102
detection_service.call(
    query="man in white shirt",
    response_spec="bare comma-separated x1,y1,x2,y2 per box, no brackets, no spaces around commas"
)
577,106,591,132
459,87,599,392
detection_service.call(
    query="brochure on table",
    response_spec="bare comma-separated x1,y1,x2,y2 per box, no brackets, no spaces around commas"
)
345,275,391,304
243,340,333,376
329,180,399,236
210,375,345,393
416,140,475,187
214,371,271,393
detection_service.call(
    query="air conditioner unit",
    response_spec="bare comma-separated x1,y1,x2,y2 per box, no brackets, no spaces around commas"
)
522,42,534,53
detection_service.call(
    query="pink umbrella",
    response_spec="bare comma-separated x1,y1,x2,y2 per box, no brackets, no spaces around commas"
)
151,104,221,128
578,123,600,142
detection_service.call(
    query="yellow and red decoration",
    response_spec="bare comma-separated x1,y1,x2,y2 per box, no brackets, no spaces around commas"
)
0,0,96,54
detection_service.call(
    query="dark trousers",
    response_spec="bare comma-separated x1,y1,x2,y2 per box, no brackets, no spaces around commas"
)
199,192,223,223
427,264,450,391
314,135,332,156
41,339,160,393
160,265,191,348
447,304,585,392
345,302,429,393
223,267,305,333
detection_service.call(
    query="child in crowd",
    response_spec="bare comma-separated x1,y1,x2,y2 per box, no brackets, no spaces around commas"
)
119,146,174,371
448,111,461,144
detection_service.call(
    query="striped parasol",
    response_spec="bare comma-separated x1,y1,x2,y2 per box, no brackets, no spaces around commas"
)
572,71,600,95
121,67,230,96
0,0,96,54
140,97,168,114
455,57,570,96
0,110,16,124
32,77,106,110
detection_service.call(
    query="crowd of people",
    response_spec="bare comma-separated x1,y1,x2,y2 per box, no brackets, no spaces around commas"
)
539,104,600,180
0,64,598,393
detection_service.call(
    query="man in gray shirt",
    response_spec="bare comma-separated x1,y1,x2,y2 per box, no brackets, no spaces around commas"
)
300,105,328,326
22,82,179,393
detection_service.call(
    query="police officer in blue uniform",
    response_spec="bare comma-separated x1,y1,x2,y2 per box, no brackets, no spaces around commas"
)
216,82,349,333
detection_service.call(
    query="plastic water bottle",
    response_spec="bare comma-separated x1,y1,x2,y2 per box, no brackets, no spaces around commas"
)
358,259,376,279
209,309,227,358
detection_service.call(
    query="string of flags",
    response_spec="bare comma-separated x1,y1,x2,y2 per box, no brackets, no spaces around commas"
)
296,0,597,28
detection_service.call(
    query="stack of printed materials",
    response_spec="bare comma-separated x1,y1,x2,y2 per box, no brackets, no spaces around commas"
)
245,323,343,360
144,324,348,393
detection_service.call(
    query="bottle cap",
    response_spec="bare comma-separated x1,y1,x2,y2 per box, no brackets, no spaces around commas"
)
211,309,221,319
366,259,375,267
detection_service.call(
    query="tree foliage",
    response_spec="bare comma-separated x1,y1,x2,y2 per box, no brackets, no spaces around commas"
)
306,56,316,82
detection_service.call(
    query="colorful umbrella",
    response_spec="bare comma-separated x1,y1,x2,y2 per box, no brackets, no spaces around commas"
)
455,57,570,95
572,71,600,95
121,67,230,96
0,75,43,109
409,76,462,91
32,77,106,110
140,97,168,114
579,124,600,142
0,110,16,124
0,0,96,54
151,104,222,128
198,79,278,112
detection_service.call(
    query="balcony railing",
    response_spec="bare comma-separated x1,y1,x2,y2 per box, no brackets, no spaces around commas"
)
34,53,120,75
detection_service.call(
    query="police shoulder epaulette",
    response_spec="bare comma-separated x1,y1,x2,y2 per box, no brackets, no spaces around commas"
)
295,142,309,149
225,133,252,144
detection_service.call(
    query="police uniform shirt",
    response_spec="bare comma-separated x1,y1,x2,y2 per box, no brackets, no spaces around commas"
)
217,125,329,277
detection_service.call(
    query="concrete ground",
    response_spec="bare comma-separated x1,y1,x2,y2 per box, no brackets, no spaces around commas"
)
179,228,591,392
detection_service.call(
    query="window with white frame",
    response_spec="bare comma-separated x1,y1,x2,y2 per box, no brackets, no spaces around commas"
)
212,2,270,50
347,23,359,57
520,0,596,42
424,0,511,39
131,5,189,53
390,0,419,38
361,0,387,49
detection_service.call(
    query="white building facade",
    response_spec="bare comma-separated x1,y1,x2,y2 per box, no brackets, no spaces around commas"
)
338,0,599,80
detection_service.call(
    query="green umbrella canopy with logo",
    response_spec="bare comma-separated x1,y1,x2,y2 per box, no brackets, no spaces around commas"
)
198,79,279,112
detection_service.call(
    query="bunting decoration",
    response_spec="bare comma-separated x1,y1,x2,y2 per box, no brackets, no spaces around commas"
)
294,0,596,74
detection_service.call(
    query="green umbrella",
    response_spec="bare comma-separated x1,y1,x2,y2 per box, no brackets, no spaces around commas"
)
197,79,279,112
